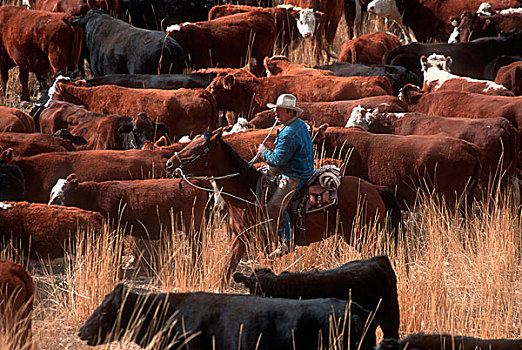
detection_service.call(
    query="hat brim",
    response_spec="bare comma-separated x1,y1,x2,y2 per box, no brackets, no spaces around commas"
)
266,103,304,114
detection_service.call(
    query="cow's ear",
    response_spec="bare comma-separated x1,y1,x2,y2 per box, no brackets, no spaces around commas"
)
420,56,428,72
314,10,325,20
153,122,169,136
66,173,78,186
399,84,423,104
450,16,459,27
222,74,235,90
445,56,453,70
314,123,328,142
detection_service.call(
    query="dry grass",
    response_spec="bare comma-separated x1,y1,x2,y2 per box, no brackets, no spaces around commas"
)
1,8,520,350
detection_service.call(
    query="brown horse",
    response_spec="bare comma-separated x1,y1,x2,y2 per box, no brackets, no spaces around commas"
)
165,130,402,285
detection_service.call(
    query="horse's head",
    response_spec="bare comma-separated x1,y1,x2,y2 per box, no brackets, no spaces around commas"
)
166,129,222,178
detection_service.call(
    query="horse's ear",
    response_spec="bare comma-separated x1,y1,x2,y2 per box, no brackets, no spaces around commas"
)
209,129,223,143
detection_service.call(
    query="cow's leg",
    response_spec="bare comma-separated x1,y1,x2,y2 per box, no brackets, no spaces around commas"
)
0,65,8,99
344,0,356,39
19,68,30,101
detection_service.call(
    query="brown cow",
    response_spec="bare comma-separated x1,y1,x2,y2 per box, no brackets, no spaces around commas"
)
0,260,33,348
249,95,406,128
263,55,333,77
0,107,34,133
39,101,168,150
315,126,482,208
53,82,217,141
207,73,393,116
377,332,522,350
421,54,514,96
339,32,401,65
0,201,104,258
48,174,210,239
495,61,522,96
0,6,82,101
347,107,520,186
0,132,78,156
30,0,120,17
400,85,522,136
166,11,276,77
11,149,174,203
454,10,522,42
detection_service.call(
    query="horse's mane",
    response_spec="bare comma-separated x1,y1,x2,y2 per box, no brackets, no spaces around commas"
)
202,131,259,181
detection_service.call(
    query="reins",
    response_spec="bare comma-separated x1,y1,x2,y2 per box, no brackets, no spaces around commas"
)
174,167,257,206
248,119,279,166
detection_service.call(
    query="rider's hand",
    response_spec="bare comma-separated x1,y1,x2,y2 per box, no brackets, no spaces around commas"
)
258,144,266,153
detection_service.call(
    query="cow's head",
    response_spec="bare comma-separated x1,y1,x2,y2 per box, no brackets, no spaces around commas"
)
71,7,107,28
78,283,128,346
131,113,169,149
398,84,424,105
367,0,404,22
233,268,275,295
420,53,452,73
345,106,375,130
457,11,498,42
53,129,88,146
263,56,291,77
291,8,324,38
49,173,78,206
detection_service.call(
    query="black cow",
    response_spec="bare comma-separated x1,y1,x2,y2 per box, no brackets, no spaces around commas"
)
0,163,25,201
73,8,185,76
316,61,421,95
483,55,522,81
384,30,522,80
377,333,522,350
85,72,217,89
233,255,400,339
78,283,377,350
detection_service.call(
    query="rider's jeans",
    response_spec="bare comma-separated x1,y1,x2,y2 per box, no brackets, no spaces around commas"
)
266,176,300,242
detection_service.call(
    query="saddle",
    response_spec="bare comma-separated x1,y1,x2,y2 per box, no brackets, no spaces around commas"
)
256,164,341,244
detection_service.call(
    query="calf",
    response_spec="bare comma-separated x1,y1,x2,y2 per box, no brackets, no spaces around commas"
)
263,55,333,76
0,107,35,133
384,31,522,80
400,85,522,137
39,101,167,150
316,61,421,95
79,283,377,350
348,108,520,186
0,201,104,258
315,126,482,208
74,8,185,76
249,95,406,128
421,53,514,96
495,61,522,95
454,11,522,42
0,260,33,348
0,6,82,100
339,31,401,65
53,81,217,141
166,11,276,76
377,333,522,350
85,72,217,90
233,255,400,339
48,174,210,238
207,73,393,116
12,149,174,203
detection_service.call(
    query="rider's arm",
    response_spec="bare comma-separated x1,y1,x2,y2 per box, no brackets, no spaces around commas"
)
261,133,295,166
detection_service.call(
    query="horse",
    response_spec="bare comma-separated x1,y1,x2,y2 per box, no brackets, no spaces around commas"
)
165,130,402,286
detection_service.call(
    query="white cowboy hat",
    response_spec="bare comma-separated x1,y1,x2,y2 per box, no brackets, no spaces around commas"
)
266,94,304,114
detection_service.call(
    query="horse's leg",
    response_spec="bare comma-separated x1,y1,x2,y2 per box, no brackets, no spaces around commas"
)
223,231,246,288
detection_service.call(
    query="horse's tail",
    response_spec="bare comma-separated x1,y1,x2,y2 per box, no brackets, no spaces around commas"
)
378,186,402,244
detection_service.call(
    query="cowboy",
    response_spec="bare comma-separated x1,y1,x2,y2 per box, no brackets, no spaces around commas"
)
258,94,314,257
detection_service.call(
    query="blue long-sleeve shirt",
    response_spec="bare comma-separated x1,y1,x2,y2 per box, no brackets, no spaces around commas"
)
261,118,314,189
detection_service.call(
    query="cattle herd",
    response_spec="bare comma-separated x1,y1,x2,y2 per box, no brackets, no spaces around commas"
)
0,0,522,347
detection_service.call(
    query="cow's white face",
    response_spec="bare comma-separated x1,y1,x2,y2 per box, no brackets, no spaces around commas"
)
296,8,317,38
367,0,403,22
49,178,67,205
345,106,374,130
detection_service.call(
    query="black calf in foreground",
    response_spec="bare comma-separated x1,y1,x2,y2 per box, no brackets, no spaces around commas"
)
78,283,377,350
376,332,522,350
233,255,400,339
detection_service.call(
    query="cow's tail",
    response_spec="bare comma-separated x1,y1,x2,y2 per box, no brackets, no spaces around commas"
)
378,186,402,245
161,35,185,74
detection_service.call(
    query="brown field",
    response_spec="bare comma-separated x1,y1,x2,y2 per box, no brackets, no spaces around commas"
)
0,6,520,350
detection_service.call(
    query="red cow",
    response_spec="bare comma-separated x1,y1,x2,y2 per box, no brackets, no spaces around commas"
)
495,61,522,96
12,149,174,203
249,95,407,128
39,101,168,150
347,107,520,186
339,32,401,65
421,54,514,96
0,107,34,133
30,0,120,17
0,260,33,348
0,132,79,156
0,6,82,100
53,81,217,141
48,174,211,239
207,73,393,116
0,202,104,258
166,11,276,77
366,0,521,42
263,56,334,76
315,126,482,208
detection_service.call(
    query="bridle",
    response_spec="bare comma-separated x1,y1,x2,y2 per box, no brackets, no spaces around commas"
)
174,143,211,170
